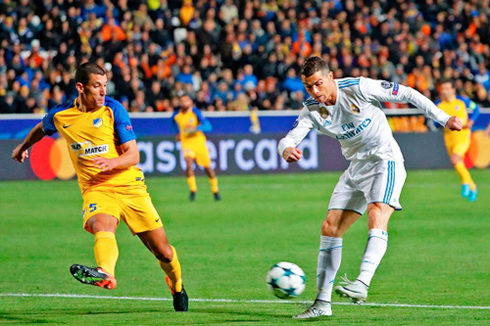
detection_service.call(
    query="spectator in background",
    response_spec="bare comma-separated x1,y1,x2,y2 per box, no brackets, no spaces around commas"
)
180,0,195,27
220,0,238,24
475,63,490,90
238,65,258,89
282,68,305,96
176,65,194,85
1,0,490,115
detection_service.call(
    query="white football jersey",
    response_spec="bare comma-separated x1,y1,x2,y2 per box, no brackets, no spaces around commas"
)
278,77,451,162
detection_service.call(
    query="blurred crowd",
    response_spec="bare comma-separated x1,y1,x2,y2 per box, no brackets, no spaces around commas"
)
1,0,490,114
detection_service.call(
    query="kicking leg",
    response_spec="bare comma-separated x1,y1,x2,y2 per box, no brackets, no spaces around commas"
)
70,214,119,290
335,202,393,303
293,209,361,319
138,227,188,311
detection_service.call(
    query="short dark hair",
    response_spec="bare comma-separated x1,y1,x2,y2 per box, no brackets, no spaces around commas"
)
74,62,106,85
300,56,330,77
439,78,454,87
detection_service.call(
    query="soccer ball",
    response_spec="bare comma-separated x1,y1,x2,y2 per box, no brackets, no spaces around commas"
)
266,262,306,299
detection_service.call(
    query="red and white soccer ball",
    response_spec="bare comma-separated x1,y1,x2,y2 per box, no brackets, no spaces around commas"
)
266,262,306,299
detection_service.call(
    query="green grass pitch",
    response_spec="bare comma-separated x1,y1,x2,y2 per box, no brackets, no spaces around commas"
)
0,170,489,325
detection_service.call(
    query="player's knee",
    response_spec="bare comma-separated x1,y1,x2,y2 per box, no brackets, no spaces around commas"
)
450,154,461,165
154,245,173,263
205,167,215,177
368,202,384,212
321,220,340,237
88,216,117,233
367,203,390,229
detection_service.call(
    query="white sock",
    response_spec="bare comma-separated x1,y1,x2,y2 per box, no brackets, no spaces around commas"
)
357,228,388,287
316,235,343,302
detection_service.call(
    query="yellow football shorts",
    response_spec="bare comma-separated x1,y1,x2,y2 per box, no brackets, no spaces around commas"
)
82,185,163,235
445,133,471,158
183,144,211,168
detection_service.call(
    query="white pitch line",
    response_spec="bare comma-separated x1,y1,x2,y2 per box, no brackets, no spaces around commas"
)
1,293,489,310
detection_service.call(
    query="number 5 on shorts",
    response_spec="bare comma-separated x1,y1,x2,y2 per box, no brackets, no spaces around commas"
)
89,203,97,213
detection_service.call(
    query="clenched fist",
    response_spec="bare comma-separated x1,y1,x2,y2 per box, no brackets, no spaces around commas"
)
283,147,303,163
445,116,463,131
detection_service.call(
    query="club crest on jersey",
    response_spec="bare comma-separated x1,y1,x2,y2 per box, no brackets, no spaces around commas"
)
319,107,329,119
350,104,360,114
455,105,460,111
93,117,103,128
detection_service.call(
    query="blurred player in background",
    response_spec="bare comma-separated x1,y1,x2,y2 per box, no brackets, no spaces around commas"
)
436,79,480,202
278,56,463,319
11,63,188,311
172,93,220,201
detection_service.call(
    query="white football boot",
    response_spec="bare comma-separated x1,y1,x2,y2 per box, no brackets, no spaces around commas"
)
292,300,332,319
334,274,368,303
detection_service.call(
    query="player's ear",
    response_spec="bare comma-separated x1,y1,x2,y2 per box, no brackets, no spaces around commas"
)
327,71,334,80
75,82,84,94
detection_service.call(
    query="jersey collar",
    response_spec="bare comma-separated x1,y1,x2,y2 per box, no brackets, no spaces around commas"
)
320,80,340,113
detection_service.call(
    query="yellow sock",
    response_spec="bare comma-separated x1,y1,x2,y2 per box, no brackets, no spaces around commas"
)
94,231,118,276
455,162,476,190
159,246,183,292
209,177,219,194
187,176,197,192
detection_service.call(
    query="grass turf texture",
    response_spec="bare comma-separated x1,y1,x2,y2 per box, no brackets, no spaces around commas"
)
0,170,489,325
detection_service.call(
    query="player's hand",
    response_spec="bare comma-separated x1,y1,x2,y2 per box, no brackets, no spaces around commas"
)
283,147,303,163
93,156,117,172
445,116,463,131
12,144,29,163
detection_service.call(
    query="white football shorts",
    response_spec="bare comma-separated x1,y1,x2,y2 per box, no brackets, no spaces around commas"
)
328,159,407,215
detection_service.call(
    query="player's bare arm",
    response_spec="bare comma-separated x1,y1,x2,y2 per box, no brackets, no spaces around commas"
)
282,147,303,163
11,121,46,163
92,140,140,172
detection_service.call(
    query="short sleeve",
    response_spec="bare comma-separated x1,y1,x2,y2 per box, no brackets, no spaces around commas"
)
42,111,58,136
42,103,69,135
192,107,205,123
110,99,137,144
171,110,180,134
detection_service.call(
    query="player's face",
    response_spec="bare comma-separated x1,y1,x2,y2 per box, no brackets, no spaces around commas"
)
439,82,455,101
78,74,108,109
180,95,193,110
301,70,335,104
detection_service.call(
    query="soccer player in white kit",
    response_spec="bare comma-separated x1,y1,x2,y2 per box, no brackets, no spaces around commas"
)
278,57,463,319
